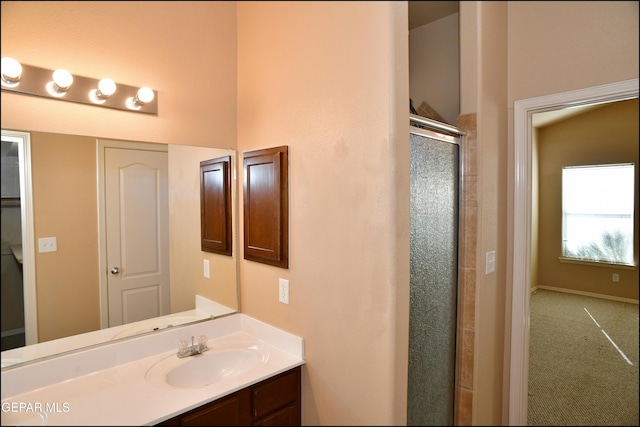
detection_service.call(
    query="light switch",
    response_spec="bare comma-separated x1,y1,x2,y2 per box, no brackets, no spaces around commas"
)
38,237,57,253
485,251,495,274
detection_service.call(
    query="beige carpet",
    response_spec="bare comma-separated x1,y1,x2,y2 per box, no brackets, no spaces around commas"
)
528,289,639,426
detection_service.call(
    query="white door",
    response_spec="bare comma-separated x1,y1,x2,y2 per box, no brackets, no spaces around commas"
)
104,146,169,327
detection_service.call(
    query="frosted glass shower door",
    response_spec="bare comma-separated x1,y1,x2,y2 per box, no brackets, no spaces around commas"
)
408,130,460,426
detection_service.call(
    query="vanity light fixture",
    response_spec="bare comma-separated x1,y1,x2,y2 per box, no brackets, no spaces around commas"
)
1,57,22,88
0,58,158,115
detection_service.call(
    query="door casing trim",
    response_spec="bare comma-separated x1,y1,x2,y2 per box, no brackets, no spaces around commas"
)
1,129,37,345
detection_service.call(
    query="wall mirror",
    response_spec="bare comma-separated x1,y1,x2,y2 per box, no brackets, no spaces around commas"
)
1,129,239,369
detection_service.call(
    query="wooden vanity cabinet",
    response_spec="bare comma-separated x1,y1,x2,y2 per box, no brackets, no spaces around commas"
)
155,366,301,426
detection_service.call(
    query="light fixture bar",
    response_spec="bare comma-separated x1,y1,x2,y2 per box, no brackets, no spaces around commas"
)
1,62,158,115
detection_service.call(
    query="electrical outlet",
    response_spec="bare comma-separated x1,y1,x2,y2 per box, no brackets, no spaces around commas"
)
279,278,290,304
38,237,57,253
203,259,210,279
612,273,619,283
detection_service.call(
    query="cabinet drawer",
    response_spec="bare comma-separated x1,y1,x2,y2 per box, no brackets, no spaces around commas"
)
252,368,301,419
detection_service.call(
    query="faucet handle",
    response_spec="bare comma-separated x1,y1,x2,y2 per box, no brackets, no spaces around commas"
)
198,335,208,349
178,339,189,357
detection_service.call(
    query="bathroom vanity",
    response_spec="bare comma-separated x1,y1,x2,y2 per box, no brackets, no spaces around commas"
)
156,367,301,426
0,314,304,426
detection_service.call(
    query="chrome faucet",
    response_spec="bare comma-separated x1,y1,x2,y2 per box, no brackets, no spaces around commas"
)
177,335,208,358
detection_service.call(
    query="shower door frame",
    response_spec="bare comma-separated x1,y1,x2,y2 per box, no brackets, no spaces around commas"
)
408,115,466,425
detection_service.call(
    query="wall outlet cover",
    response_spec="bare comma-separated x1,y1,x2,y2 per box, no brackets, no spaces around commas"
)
279,278,289,304
203,259,210,279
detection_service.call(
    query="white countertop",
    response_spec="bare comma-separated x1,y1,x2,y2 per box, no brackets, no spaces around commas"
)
0,314,305,426
9,245,22,264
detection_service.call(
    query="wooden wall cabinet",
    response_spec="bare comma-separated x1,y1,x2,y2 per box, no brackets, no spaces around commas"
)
155,366,301,426
243,146,289,268
200,156,232,256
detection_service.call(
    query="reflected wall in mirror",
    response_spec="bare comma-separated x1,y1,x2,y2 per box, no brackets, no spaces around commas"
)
0,129,238,368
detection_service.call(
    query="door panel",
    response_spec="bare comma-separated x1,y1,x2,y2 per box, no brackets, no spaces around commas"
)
121,285,161,324
105,147,169,327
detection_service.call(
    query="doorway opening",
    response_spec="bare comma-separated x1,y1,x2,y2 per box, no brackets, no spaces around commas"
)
509,78,639,425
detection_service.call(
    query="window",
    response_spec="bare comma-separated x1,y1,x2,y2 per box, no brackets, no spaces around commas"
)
562,163,635,265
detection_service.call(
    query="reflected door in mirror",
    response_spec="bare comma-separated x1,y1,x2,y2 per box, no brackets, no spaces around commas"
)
105,147,169,326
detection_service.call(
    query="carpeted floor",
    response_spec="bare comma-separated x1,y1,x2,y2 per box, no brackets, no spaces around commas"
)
528,289,639,426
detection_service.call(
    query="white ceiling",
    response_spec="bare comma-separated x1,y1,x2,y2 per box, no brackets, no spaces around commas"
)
409,1,459,30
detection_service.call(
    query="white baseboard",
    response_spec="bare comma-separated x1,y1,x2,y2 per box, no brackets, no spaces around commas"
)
532,285,639,305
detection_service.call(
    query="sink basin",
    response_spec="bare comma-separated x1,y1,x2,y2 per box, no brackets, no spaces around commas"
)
145,342,269,389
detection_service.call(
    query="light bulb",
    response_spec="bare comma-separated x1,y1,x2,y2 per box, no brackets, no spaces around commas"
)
97,78,116,97
52,69,73,91
136,87,154,104
126,86,156,110
1,57,22,87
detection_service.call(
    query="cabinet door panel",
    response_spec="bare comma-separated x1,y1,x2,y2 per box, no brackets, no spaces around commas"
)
252,368,300,419
182,392,247,426
253,403,299,426
243,146,289,268
200,156,232,256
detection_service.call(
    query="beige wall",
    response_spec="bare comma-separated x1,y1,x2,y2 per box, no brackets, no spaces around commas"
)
168,145,238,312
409,12,460,125
471,2,509,424
507,1,639,105
0,1,237,149
237,1,409,424
536,99,639,300
30,132,101,342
